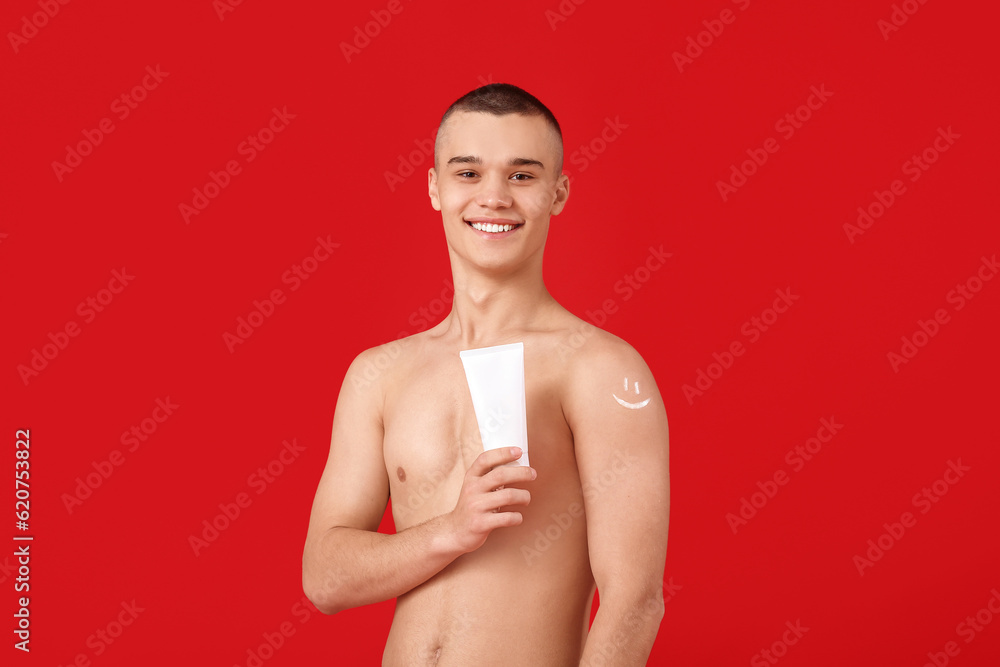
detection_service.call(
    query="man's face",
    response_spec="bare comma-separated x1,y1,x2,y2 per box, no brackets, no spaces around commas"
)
428,111,569,274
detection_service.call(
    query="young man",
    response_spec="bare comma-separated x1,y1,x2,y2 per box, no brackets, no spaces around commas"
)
303,84,670,666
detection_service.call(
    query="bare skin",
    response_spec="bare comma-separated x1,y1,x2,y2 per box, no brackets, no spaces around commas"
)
303,111,670,666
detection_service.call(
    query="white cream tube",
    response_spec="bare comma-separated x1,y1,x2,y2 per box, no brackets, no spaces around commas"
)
459,342,529,467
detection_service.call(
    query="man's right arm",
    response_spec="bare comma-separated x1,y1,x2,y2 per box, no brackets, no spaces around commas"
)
301,347,534,615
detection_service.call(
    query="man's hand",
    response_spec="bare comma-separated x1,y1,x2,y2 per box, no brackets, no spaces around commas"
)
446,446,536,554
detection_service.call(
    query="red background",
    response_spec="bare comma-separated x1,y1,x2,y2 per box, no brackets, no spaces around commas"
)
3,0,999,665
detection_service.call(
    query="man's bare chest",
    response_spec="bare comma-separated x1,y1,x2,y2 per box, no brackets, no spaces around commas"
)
381,350,574,530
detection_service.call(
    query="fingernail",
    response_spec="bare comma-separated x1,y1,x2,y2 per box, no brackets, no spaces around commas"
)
531,468,537,480
510,447,521,456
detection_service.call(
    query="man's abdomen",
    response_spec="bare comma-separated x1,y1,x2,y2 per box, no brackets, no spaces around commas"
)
382,533,595,667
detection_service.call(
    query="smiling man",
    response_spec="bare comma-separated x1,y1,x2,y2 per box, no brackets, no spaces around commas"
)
303,84,670,666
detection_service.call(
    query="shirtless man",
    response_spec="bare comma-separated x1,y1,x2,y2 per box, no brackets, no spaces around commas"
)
302,84,670,666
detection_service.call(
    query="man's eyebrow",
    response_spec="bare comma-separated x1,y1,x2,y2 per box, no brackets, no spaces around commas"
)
447,155,482,165
446,155,546,169
509,157,545,169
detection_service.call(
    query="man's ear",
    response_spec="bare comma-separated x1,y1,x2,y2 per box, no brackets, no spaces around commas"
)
428,166,441,211
550,172,570,216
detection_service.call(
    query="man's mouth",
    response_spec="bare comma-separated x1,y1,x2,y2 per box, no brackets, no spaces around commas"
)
465,219,524,234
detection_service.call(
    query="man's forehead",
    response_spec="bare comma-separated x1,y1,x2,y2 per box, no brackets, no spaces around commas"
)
438,111,560,162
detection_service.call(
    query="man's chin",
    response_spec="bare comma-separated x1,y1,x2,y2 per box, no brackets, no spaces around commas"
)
450,242,548,278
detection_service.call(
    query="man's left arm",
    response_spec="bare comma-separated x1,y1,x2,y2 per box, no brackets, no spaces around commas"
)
567,338,670,666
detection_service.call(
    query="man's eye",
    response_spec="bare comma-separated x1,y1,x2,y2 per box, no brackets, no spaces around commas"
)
457,171,477,178
511,173,533,181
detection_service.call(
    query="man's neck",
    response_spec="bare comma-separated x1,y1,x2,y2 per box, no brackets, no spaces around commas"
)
442,260,555,348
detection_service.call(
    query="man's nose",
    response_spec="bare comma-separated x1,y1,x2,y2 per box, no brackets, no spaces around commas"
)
476,176,512,209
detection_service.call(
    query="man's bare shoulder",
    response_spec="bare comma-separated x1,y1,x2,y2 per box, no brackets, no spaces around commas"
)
544,310,650,375
543,311,660,419
340,329,441,398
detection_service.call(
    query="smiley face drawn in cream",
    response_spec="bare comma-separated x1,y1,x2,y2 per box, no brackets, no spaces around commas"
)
613,377,651,410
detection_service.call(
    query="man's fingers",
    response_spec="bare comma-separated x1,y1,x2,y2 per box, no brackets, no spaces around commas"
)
483,511,523,529
484,464,536,490
469,446,524,477
483,487,531,511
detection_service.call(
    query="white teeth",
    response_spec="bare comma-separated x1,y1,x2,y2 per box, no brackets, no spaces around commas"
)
470,222,518,233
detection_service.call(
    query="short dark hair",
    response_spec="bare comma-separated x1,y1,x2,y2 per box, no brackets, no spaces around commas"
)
435,83,563,170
